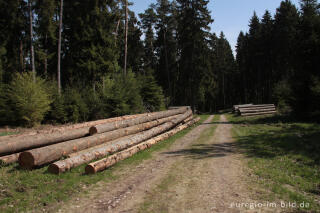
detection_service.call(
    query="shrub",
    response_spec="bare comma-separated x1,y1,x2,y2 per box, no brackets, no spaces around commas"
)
273,80,293,115
63,87,89,123
310,76,320,120
82,85,105,120
44,81,67,124
6,72,52,126
138,71,165,112
102,71,143,117
0,83,7,125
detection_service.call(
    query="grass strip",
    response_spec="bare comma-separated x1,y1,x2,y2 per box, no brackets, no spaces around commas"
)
227,113,320,212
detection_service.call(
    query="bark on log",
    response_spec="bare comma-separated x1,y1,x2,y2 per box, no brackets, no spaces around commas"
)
20,113,188,169
233,104,253,111
239,108,276,113
89,107,189,135
238,104,275,109
47,111,192,174
241,111,276,116
239,106,275,111
67,115,193,159
0,127,90,156
0,152,20,164
0,113,143,143
0,112,158,155
85,117,200,174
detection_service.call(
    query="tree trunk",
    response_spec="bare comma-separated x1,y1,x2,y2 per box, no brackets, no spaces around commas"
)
114,19,120,45
44,33,48,77
57,0,63,94
85,117,200,174
19,40,25,72
0,113,144,155
29,0,36,81
49,111,193,174
238,104,275,109
124,0,128,77
89,107,189,135
163,30,172,99
239,107,276,113
19,111,191,169
0,152,20,164
241,111,276,116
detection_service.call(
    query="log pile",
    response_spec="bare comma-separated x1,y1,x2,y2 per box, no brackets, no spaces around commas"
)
234,104,276,116
232,104,253,113
0,107,199,175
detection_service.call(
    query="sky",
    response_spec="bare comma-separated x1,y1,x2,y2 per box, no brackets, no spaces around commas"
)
131,0,301,54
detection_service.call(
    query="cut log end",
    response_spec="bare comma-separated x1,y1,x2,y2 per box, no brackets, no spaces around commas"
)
89,127,98,135
18,152,36,169
85,165,96,174
48,164,60,174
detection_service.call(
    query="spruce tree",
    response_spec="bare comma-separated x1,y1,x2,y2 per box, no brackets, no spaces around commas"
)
176,0,213,110
139,6,157,72
35,0,57,78
292,0,320,117
260,10,275,103
63,0,118,88
0,0,28,82
273,0,299,81
154,0,178,102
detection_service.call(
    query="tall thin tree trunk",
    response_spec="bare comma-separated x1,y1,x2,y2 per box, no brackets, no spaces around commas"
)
114,19,120,45
163,31,172,99
29,0,35,81
44,33,48,77
124,0,128,77
223,73,225,108
57,0,63,95
19,40,25,72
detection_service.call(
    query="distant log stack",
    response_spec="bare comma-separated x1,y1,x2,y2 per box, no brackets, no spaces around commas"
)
234,104,276,116
0,106,199,175
232,104,253,113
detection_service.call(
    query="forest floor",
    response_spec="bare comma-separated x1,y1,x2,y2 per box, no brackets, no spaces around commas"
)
56,114,278,213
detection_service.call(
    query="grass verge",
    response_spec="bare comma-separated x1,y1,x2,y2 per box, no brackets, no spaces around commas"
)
0,115,209,213
226,113,320,212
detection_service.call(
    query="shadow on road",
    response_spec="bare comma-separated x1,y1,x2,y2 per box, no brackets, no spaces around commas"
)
163,142,238,159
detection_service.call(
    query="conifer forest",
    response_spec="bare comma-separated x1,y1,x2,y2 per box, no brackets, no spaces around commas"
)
0,0,320,127
1,1,320,212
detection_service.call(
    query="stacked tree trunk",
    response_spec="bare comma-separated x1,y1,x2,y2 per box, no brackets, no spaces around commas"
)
0,113,146,164
1,107,199,175
237,104,276,116
232,104,253,113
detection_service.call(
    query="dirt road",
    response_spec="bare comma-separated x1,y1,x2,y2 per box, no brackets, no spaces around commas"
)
59,115,264,213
